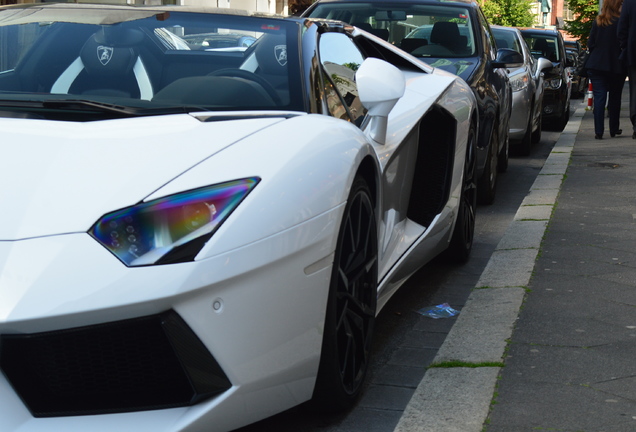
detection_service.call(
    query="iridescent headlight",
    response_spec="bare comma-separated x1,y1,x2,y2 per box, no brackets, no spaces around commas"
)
90,178,259,266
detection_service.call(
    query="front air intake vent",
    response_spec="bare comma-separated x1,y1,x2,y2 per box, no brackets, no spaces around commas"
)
0,310,231,417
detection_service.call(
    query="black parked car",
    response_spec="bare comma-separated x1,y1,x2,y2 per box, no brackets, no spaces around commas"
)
519,27,573,130
564,39,588,98
303,0,520,204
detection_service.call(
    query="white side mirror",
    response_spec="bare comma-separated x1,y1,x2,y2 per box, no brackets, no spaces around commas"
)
356,57,405,144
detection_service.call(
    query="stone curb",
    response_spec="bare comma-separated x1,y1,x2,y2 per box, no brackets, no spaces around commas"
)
394,367,500,432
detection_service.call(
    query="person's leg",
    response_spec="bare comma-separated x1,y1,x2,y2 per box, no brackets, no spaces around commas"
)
628,67,636,137
608,75,626,136
590,71,608,137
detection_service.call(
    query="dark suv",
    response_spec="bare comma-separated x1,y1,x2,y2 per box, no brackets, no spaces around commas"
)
303,0,520,204
519,27,572,130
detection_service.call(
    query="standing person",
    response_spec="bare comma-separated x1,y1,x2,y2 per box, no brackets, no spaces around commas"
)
619,0,636,138
586,0,626,139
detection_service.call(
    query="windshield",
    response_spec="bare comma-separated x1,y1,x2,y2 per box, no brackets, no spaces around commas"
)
491,28,524,54
522,33,560,62
307,2,476,59
0,5,303,117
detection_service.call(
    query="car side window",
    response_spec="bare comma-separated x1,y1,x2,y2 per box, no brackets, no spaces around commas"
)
555,35,564,62
510,35,523,54
318,32,367,125
525,35,559,62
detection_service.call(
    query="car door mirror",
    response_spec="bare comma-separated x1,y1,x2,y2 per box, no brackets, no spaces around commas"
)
536,57,553,72
356,57,405,144
536,56,555,78
492,48,524,68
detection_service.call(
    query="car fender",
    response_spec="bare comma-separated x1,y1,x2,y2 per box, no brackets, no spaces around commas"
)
0,114,288,240
145,114,378,259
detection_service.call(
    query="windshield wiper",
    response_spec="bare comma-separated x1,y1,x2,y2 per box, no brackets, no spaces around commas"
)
0,98,276,119
0,98,146,116
44,100,222,115
24,99,211,117
41,99,152,115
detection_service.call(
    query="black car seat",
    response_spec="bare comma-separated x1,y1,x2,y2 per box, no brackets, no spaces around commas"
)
353,22,373,33
152,75,276,107
400,38,428,53
369,28,389,41
430,22,465,54
352,22,389,40
50,27,153,100
235,32,288,103
532,38,556,62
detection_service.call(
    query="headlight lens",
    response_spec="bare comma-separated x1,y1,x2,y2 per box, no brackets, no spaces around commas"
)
509,72,529,92
545,77,562,89
90,177,259,266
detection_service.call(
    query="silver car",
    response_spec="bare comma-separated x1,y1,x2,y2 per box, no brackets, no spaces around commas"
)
492,25,552,155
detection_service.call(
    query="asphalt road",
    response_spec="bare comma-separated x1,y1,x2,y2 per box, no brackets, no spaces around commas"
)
234,128,562,432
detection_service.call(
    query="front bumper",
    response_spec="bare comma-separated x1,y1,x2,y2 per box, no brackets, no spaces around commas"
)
542,88,567,121
0,207,340,432
1,310,231,418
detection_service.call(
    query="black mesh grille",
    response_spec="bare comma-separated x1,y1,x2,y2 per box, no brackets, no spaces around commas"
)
0,310,231,417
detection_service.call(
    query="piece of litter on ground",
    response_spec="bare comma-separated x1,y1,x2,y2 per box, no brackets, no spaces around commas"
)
416,303,459,319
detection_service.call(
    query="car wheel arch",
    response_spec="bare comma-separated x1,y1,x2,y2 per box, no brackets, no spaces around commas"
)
354,155,379,208
469,109,479,168
443,119,477,263
311,173,378,411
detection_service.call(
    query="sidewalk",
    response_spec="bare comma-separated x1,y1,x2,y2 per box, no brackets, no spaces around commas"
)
395,84,636,431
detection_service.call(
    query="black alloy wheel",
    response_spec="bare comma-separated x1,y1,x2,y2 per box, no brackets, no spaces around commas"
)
445,124,477,263
312,176,378,411
531,112,542,144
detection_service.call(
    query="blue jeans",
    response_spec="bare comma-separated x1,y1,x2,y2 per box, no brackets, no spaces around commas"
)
589,70,626,136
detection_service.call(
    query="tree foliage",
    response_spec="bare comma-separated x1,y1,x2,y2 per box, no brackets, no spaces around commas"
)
482,0,535,27
564,0,598,48
289,0,313,15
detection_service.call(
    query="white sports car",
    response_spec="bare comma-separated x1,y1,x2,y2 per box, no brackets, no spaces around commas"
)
0,3,477,432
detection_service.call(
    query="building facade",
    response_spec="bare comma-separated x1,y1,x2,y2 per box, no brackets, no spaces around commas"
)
0,0,289,15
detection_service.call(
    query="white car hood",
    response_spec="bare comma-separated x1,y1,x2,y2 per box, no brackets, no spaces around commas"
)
0,114,285,240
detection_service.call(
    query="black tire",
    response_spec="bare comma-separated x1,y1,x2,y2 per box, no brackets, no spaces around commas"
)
445,125,477,263
517,112,533,156
531,113,542,144
497,128,509,173
477,125,498,205
312,176,378,411
557,104,570,131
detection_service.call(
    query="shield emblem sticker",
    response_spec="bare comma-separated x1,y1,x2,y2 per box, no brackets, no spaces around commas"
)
274,45,287,67
97,46,114,66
